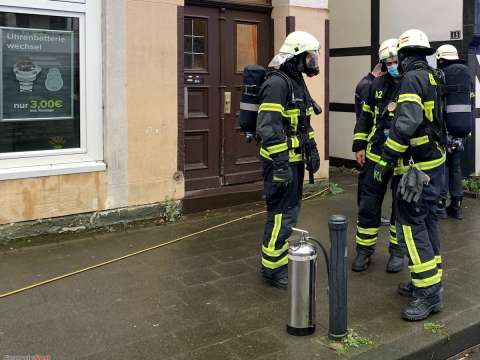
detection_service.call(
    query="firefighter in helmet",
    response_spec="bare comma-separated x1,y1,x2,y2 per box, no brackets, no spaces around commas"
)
257,31,321,288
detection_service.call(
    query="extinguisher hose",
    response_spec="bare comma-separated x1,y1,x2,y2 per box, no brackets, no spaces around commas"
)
307,236,330,280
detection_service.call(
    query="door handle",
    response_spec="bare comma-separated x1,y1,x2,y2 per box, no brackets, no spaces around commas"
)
224,91,231,114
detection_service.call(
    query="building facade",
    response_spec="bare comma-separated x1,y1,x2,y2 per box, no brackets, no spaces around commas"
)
0,0,329,237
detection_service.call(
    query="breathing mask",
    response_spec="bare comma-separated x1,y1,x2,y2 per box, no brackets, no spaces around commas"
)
299,51,320,77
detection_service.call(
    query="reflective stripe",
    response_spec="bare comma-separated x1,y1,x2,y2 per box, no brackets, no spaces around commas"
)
262,242,289,257
389,236,398,245
266,142,288,154
446,104,472,113
259,102,284,112
410,135,430,147
403,225,421,265
290,136,300,148
398,93,424,108
288,150,303,163
428,73,438,86
356,236,377,246
394,150,446,175
353,132,368,141
362,103,373,114
470,92,476,99
412,272,442,288
389,225,397,234
308,131,315,139
261,253,288,269
435,255,442,264
306,106,314,116
260,148,272,160
267,214,283,250
409,258,437,273
423,101,434,122
366,146,381,163
386,137,408,153
357,227,379,235
240,102,259,111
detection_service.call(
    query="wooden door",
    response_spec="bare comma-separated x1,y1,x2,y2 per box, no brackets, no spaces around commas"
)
184,6,221,191
221,9,272,185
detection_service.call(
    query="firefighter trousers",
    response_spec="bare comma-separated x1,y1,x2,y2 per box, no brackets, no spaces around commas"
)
261,160,305,274
396,165,445,295
356,159,402,257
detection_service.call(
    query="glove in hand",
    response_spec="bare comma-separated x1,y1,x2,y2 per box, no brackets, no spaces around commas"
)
373,160,392,183
273,157,293,188
306,140,320,174
399,167,430,203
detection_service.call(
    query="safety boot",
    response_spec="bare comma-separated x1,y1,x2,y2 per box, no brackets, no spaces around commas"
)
386,255,404,273
352,253,370,272
401,294,443,321
437,199,447,219
397,282,414,298
447,198,463,220
261,266,288,289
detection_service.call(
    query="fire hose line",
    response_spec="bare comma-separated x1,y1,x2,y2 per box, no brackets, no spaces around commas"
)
0,186,330,299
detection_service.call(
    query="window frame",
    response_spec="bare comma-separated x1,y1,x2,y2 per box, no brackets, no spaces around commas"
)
0,0,104,177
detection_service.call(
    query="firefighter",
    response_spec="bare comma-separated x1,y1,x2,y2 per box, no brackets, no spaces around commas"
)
435,44,475,220
373,29,446,321
352,38,404,273
257,31,321,288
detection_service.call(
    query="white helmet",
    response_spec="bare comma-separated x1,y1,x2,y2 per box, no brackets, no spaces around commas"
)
397,29,435,55
269,31,320,69
379,38,398,61
436,44,459,60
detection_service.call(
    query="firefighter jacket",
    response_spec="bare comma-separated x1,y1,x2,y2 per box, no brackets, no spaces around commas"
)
380,61,446,175
352,73,401,164
354,72,375,121
256,69,315,163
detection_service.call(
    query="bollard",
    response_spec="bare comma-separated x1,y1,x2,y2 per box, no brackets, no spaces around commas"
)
328,214,348,340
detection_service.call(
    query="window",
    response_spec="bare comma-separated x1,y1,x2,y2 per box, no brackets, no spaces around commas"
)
236,23,257,72
0,1,104,179
184,18,207,71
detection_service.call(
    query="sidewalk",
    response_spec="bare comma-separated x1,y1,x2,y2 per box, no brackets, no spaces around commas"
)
0,171,479,360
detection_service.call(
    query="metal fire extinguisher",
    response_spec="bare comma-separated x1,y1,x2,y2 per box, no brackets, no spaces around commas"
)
287,215,348,338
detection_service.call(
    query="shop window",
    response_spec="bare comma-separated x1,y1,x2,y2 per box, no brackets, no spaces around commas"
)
236,23,257,72
184,18,207,71
0,12,80,153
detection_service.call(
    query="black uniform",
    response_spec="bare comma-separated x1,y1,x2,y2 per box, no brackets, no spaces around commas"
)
380,60,445,295
355,73,375,121
256,69,317,274
353,73,401,257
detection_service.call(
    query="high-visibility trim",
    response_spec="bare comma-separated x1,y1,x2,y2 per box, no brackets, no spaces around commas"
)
266,142,288,154
285,109,301,116
409,258,437,273
357,226,379,235
288,150,303,163
353,132,368,141
389,225,397,234
240,102,259,112
386,137,408,153
306,106,315,116
398,93,424,108
290,136,300,148
423,101,435,122
403,225,421,265
435,255,442,264
267,214,283,250
428,73,438,86
259,102,284,111
356,236,377,246
410,135,430,147
412,272,442,288
446,104,472,113
262,242,289,257
308,131,315,139
366,147,381,163
394,150,446,175
260,148,272,160
470,92,476,99
362,103,373,114
389,236,398,245
438,269,444,278
262,253,288,269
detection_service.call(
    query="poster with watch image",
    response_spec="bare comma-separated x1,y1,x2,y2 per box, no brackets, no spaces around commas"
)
0,27,74,121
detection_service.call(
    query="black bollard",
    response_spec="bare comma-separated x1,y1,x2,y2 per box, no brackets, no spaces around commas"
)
328,214,348,340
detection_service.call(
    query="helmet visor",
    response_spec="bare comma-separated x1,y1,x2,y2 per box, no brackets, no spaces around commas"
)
305,50,320,76
268,53,294,69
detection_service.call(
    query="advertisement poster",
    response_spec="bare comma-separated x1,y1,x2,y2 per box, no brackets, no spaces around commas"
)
0,27,74,121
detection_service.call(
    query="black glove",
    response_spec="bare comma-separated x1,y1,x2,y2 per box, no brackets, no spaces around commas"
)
306,140,320,174
399,167,430,203
272,154,293,188
373,160,392,183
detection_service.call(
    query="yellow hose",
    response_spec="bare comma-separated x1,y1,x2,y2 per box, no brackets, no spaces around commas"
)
0,186,330,299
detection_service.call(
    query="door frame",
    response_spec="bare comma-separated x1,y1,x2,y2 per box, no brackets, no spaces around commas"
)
179,1,273,191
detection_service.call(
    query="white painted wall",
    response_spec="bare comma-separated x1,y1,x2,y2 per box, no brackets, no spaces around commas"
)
330,56,371,103
330,112,356,160
330,0,370,48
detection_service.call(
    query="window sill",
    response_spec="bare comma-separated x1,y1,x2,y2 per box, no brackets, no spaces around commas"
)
0,161,106,181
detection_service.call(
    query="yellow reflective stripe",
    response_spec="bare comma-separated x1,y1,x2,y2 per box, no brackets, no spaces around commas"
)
408,258,437,273
262,253,288,269
389,236,398,245
410,135,430,147
389,225,396,234
290,136,300,148
262,241,289,257
398,93,424,109
386,137,408,153
357,227,379,235
285,109,300,115
266,142,288,154
259,102,284,111
403,225,421,265
412,272,442,288
306,106,314,116
362,103,373,114
260,147,272,160
438,269,444,279
428,73,437,86
423,101,435,122
356,236,377,246
435,255,442,265
394,152,446,175
470,92,476,99
267,214,283,250
365,143,381,163
353,132,368,141
288,151,303,163
308,131,315,139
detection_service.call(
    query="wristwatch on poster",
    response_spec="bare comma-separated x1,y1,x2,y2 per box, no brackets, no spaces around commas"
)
13,60,42,93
